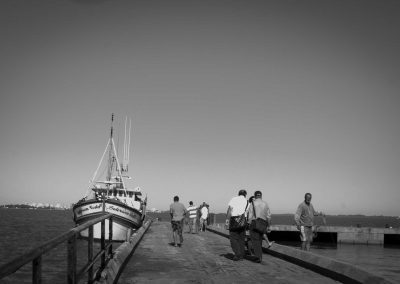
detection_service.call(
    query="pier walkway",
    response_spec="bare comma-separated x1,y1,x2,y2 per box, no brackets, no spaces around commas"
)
117,222,337,284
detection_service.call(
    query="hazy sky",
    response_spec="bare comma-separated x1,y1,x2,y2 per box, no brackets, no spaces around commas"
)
1,0,399,215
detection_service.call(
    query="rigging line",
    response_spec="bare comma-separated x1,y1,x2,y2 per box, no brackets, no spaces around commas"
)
124,116,127,165
128,117,131,164
83,139,111,198
111,137,127,195
116,120,121,165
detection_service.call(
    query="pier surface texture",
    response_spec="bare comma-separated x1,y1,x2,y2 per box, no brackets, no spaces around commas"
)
116,221,340,284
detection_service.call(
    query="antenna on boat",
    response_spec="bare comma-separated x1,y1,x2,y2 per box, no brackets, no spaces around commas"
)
110,113,114,138
122,116,131,173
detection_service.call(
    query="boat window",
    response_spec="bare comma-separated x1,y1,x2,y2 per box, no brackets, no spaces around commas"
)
129,192,133,198
118,191,123,197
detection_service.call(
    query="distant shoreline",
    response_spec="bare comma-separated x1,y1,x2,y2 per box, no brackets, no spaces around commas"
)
0,206,69,210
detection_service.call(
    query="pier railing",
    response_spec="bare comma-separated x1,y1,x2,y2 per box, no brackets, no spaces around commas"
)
0,213,113,284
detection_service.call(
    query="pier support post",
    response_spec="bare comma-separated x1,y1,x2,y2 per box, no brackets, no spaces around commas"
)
32,255,42,284
67,234,77,284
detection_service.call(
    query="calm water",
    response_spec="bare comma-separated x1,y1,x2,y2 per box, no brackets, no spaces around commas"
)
310,243,400,282
0,209,100,283
1,209,399,283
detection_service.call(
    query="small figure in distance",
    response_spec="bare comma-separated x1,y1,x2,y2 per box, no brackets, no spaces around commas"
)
200,202,209,232
187,201,198,234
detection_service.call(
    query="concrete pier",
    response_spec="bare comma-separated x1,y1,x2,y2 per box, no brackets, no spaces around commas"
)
116,222,339,283
208,226,396,284
95,221,396,284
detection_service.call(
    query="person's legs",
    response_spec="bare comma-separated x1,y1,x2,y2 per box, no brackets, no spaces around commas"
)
178,220,184,245
188,218,193,233
200,218,206,231
250,230,263,261
245,230,252,255
300,226,307,250
263,233,274,248
229,230,241,259
193,218,197,233
172,222,178,246
305,227,313,251
237,229,246,258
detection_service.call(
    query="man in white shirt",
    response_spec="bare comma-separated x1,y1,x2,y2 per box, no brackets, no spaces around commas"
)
200,202,209,232
225,189,248,261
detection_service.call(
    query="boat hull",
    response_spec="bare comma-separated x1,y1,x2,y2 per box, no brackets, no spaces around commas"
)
73,199,143,241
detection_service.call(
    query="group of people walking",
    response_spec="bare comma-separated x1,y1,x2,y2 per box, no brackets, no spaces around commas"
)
169,190,323,260
187,201,209,234
169,196,209,247
226,189,323,263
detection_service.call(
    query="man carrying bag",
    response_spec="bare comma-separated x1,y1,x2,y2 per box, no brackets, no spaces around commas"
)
225,189,248,261
247,190,271,263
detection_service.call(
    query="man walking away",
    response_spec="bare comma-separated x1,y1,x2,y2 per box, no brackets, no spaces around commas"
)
170,195,187,247
294,193,324,251
248,190,271,263
187,201,198,234
200,202,209,232
225,189,248,261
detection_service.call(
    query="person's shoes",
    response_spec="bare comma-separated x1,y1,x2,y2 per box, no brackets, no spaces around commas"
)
232,256,243,261
254,258,262,263
174,243,178,247
178,243,182,247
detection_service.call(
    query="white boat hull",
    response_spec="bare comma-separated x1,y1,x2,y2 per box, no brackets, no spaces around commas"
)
73,199,144,241
79,220,132,241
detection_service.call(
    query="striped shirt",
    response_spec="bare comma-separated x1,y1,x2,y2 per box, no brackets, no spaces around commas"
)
187,205,198,219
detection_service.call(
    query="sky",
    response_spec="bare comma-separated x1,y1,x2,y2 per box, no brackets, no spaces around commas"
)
0,0,399,216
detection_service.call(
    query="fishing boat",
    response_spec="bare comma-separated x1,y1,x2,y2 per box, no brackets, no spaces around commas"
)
73,114,146,241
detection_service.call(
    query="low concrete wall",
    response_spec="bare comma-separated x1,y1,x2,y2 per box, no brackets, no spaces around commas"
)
267,225,400,245
207,225,396,284
95,219,152,284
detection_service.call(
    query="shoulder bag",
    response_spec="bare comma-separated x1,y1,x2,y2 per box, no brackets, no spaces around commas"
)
229,201,249,232
250,201,269,234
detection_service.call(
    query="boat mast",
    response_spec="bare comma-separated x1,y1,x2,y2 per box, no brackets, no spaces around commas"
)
107,114,115,184
108,114,128,196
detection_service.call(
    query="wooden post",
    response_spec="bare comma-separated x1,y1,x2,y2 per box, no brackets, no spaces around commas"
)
88,226,94,284
108,216,113,256
126,228,132,242
67,233,77,284
101,219,105,269
32,255,42,284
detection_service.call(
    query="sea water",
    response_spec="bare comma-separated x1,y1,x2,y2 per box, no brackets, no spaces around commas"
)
0,208,98,283
311,243,400,282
